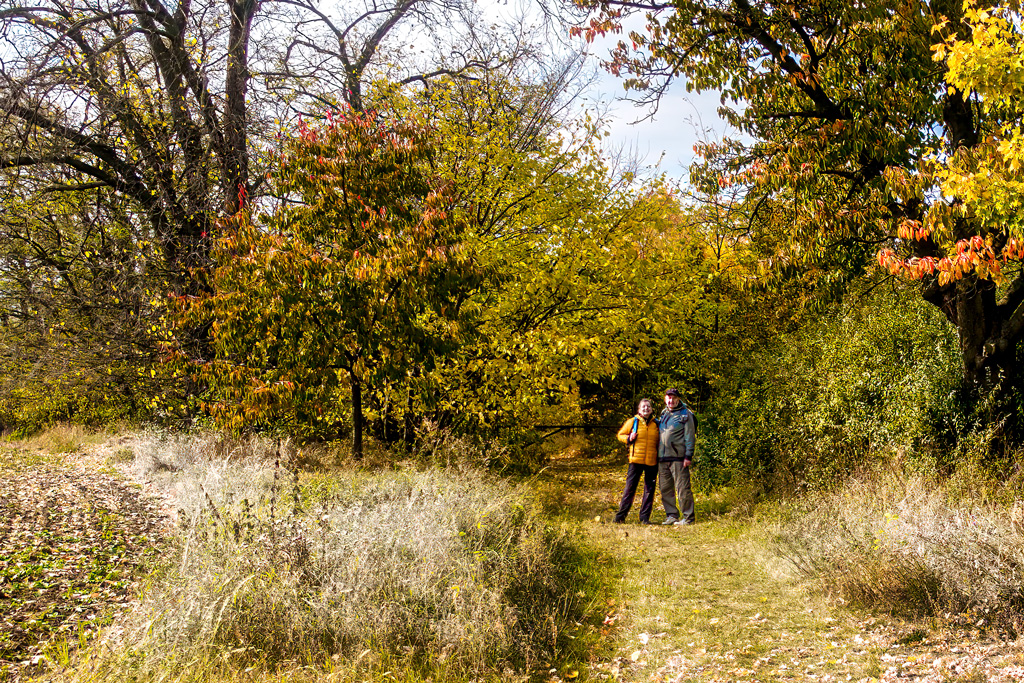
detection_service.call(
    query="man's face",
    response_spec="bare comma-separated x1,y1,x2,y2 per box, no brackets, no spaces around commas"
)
665,394,679,410
638,401,653,418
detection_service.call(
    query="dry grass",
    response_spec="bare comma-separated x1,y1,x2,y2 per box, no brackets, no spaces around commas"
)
13,424,108,455
773,465,1024,626
42,431,599,683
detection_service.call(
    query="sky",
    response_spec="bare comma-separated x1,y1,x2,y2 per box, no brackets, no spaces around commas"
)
462,0,735,182
574,17,735,181
586,70,730,179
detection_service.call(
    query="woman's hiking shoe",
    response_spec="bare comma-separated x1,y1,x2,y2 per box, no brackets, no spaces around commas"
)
661,517,679,525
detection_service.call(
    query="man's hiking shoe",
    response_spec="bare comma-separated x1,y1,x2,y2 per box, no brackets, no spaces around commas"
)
613,518,626,524
674,520,692,526
639,519,651,525
662,517,679,525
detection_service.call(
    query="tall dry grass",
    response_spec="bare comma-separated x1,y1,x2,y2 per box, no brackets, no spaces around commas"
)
773,463,1024,627
15,423,109,454
50,431,598,682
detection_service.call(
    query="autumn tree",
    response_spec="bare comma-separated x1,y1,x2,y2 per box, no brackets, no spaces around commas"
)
574,0,1024,433
0,187,170,428
182,109,476,455
0,0,512,271
189,64,691,446
381,68,690,433
0,0,553,429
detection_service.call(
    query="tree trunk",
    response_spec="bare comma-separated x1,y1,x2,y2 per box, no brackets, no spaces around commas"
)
925,274,1024,435
924,81,1024,437
404,386,415,452
224,0,259,214
351,378,364,460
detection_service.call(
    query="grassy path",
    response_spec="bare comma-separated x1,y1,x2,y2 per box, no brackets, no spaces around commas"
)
537,445,1024,683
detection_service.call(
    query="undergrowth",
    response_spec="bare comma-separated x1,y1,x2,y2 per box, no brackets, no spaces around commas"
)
12,424,108,455
773,460,1024,630
47,432,601,682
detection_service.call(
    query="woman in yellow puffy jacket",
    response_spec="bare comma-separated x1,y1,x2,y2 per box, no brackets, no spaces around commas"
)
613,398,659,524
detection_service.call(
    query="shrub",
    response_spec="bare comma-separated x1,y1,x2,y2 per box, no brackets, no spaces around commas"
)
707,286,963,490
773,464,1024,626
60,436,597,682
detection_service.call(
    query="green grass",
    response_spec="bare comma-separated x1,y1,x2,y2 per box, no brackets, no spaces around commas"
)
580,518,885,681
536,450,878,681
533,440,1024,682
0,445,64,473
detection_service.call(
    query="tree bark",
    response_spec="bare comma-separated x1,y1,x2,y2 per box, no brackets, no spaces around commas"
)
925,275,1024,392
351,377,364,459
404,384,415,452
224,0,259,214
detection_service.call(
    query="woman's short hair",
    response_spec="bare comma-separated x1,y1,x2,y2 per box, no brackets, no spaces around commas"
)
638,398,654,410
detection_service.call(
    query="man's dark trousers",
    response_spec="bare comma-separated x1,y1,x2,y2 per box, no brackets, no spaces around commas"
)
615,463,658,522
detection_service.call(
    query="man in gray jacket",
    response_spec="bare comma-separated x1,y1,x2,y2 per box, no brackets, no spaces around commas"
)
658,388,696,525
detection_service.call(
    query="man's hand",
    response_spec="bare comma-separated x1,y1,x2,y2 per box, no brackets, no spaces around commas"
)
627,433,637,444
683,458,692,468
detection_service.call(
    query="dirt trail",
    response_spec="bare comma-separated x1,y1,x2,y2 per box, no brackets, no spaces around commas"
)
539,446,1024,683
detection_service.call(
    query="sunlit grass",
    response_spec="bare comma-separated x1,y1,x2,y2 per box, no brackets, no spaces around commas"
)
12,423,108,455
39,432,603,683
532,437,998,682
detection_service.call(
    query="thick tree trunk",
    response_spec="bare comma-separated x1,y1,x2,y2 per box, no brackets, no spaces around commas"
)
925,274,1024,435
924,79,1024,435
224,0,258,214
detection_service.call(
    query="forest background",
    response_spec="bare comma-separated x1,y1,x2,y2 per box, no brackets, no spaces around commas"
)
3,0,1023,489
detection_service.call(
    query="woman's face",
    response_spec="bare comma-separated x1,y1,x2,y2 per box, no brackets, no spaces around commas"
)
638,401,653,418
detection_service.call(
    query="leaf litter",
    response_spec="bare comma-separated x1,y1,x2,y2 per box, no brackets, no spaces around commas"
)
0,445,166,680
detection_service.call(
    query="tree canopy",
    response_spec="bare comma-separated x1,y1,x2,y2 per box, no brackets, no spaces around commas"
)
3,0,1022,484
573,0,1024,431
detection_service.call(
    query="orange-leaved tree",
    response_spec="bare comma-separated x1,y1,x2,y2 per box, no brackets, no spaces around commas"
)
179,108,477,454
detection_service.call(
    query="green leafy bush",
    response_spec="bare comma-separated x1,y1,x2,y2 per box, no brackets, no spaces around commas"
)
707,286,963,489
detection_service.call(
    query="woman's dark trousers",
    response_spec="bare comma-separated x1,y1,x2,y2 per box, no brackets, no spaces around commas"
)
615,463,658,522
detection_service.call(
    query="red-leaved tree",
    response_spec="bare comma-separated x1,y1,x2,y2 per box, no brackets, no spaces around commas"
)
179,109,477,454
